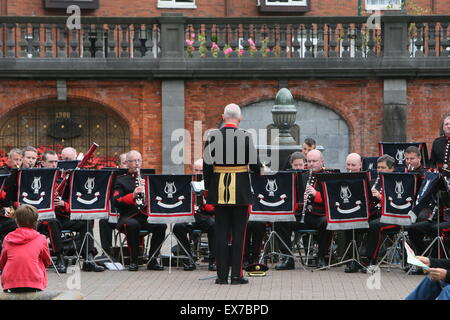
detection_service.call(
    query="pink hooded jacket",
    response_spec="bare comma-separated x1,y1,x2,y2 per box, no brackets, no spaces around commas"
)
0,227,51,291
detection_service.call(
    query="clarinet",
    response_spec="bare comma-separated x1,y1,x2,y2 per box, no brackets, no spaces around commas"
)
372,174,381,209
300,169,314,223
135,167,146,211
428,205,438,222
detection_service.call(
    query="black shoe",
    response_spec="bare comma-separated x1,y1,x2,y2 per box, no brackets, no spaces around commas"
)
344,261,362,273
183,260,196,271
92,263,106,272
128,263,139,271
230,277,249,285
82,261,93,272
275,258,295,271
147,259,164,271
208,263,217,271
215,278,228,285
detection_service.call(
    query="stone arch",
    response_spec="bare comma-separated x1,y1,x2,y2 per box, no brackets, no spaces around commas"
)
239,98,350,171
0,97,130,159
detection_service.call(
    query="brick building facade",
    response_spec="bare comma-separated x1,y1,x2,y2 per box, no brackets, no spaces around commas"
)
0,0,448,172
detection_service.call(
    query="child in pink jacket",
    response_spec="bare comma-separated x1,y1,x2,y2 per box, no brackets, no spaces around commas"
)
0,204,52,293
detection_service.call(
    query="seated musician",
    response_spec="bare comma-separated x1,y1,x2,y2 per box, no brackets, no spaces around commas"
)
302,149,332,269
273,151,307,270
99,153,127,259
22,146,38,169
38,150,105,272
343,153,368,273
173,159,216,271
61,147,78,161
0,149,23,242
363,155,399,273
113,150,166,272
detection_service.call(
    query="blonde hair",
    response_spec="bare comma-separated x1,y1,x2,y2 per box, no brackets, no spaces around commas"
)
15,204,38,229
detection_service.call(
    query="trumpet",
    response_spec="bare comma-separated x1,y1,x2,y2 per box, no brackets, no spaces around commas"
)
300,169,314,223
135,167,146,211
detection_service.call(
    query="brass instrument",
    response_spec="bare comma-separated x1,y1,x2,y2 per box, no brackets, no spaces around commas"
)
135,167,146,211
300,169,314,223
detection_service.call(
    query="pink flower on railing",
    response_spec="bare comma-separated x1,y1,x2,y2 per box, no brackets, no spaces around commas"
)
191,33,196,39
239,49,244,56
212,42,219,50
224,47,233,55
248,38,256,49
186,39,194,47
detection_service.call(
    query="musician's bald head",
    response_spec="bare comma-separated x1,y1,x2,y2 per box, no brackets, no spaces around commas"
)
306,149,324,172
193,159,203,174
61,147,77,161
346,153,362,172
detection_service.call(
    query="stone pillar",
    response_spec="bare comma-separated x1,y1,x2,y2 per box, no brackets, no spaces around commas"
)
162,80,185,174
383,79,407,142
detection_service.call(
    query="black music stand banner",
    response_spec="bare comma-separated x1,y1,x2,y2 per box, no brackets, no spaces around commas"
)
18,168,58,220
69,169,114,220
146,174,194,224
362,156,378,181
57,160,81,171
249,172,295,222
378,142,429,169
380,172,418,226
407,171,441,223
318,172,370,230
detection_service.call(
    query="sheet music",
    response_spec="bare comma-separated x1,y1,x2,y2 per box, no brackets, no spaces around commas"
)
404,241,430,270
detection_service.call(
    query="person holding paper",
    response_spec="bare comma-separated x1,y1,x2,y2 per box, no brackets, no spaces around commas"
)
405,256,450,300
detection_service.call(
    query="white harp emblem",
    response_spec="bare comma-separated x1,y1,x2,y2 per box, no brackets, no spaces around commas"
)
77,177,100,205
164,182,176,199
340,185,352,204
22,176,45,205
157,181,183,208
85,177,95,194
266,179,278,197
396,149,405,165
388,180,412,210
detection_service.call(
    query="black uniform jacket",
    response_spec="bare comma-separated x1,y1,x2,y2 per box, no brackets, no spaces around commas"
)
203,123,261,206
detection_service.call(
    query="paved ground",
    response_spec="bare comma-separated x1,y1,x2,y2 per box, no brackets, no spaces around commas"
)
44,263,422,300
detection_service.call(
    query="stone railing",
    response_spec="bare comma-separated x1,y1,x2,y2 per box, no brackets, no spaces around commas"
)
0,14,448,79
0,16,160,58
184,16,383,59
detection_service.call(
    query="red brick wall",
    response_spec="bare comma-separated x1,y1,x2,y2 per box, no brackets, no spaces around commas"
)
407,79,450,156
8,0,450,17
0,79,162,172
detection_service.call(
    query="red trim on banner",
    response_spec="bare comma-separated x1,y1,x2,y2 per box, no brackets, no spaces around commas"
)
69,172,113,215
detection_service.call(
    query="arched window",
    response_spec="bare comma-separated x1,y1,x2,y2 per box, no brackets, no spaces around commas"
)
0,99,129,161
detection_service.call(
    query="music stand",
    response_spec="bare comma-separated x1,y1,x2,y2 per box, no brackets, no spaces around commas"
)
145,174,196,273
258,220,308,272
72,169,122,271
418,197,449,260
75,221,122,271
314,172,370,272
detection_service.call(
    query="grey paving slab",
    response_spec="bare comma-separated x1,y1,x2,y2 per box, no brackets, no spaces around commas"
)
39,264,422,300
